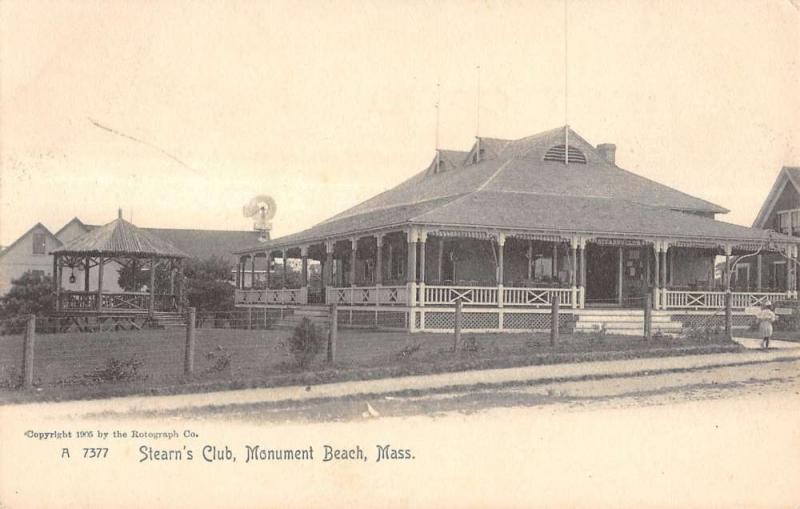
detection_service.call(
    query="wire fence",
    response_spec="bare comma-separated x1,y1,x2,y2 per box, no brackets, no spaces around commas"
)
0,307,337,390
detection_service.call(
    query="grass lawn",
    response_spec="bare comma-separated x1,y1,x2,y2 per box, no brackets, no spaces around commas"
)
0,326,740,403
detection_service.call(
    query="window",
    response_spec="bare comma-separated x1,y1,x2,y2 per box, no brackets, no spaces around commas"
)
543,144,587,164
32,233,46,255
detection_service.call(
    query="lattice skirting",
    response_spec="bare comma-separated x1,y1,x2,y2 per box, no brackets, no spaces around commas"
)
337,309,408,330
503,312,576,331
673,313,754,330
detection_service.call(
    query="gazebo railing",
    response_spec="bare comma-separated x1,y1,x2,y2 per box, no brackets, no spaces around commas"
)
59,291,180,313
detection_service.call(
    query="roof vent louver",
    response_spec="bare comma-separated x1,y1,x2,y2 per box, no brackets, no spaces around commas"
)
543,144,587,164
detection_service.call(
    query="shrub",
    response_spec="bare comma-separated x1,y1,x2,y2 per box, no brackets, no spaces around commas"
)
83,357,146,384
461,335,480,352
0,366,21,389
286,318,326,369
204,345,232,375
395,341,422,360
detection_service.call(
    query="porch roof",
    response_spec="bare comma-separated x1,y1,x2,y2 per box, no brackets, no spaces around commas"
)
236,126,790,254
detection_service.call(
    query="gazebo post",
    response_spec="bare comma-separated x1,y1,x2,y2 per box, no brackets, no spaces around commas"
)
96,255,104,311
53,254,61,312
84,256,91,292
149,257,156,316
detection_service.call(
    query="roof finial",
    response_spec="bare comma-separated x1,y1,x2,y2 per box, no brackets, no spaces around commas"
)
564,0,570,165
118,208,123,220
475,64,481,138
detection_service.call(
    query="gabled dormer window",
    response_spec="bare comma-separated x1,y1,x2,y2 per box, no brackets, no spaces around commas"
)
543,144,587,164
471,148,485,164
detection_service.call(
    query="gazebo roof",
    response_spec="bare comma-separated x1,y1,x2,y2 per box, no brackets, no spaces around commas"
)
52,211,188,258
237,126,796,253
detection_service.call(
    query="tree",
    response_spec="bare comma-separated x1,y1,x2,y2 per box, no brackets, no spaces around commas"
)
117,260,172,292
183,256,235,311
0,272,55,319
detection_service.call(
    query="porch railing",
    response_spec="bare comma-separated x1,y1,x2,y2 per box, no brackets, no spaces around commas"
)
235,288,308,306
325,286,408,306
663,290,792,310
424,285,499,306
503,287,575,307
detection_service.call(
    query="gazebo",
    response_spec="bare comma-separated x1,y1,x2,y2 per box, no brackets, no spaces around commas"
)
51,210,188,330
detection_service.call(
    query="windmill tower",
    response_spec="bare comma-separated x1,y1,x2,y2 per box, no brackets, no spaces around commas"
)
242,195,277,241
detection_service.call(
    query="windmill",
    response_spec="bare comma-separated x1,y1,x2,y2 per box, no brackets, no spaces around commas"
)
243,195,277,241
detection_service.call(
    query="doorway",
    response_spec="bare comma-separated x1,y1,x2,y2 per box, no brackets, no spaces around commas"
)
585,245,619,305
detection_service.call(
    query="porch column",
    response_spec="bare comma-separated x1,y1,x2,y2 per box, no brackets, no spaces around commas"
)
300,246,309,287
387,243,394,284
235,259,241,288
96,255,104,311
149,257,156,316
756,253,762,291
617,247,624,305
407,229,418,308
579,238,586,309
282,249,288,289
570,238,578,309
324,240,334,288
785,245,794,294
661,243,669,309
250,255,256,289
418,231,427,307
552,244,558,279
723,244,731,292
84,256,91,292
653,243,661,309
496,233,505,309
437,237,444,283
349,239,357,287
265,252,272,288
169,262,175,296
527,241,533,280
375,234,384,286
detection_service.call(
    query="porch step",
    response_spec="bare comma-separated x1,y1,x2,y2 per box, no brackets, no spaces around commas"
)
573,309,683,336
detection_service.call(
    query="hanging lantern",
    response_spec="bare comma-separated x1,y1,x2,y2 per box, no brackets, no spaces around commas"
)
68,268,76,284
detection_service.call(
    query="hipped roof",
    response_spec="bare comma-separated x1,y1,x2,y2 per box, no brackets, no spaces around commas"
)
238,126,791,253
53,216,188,258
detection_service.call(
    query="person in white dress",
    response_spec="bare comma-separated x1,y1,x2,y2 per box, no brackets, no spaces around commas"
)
757,302,777,349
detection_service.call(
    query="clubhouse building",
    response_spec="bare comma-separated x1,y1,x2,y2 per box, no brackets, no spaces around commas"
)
233,126,799,333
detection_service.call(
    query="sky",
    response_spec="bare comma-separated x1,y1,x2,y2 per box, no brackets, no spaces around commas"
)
1,0,798,246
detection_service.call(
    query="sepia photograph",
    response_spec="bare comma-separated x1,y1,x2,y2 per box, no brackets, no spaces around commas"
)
1,0,799,507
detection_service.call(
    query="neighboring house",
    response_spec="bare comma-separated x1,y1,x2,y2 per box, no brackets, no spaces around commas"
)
233,125,798,332
0,223,62,292
737,166,800,292
0,216,267,295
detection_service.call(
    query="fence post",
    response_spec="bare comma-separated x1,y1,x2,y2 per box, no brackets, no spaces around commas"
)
184,307,196,377
725,291,732,339
550,298,559,346
22,314,35,389
453,299,463,352
328,303,337,363
644,292,652,340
